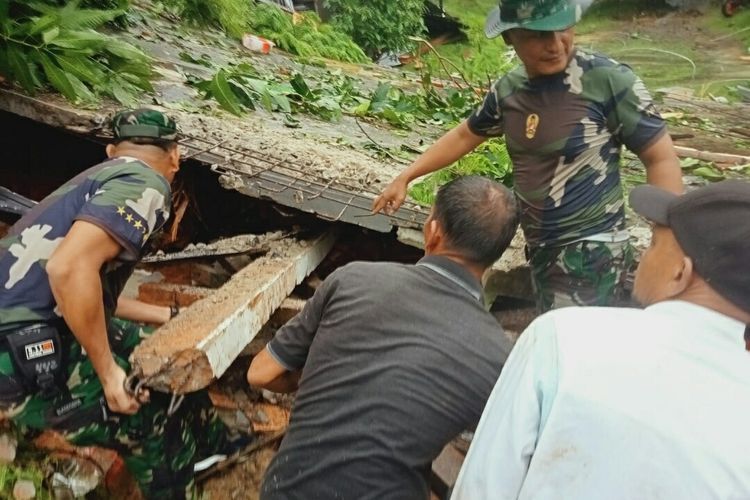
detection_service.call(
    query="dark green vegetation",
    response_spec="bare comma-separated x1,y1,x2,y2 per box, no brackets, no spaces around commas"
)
160,0,368,62
324,0,426,57
0,0,153,105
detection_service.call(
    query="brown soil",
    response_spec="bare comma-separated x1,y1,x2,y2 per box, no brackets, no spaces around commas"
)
579,11,750,156
200,446,277,500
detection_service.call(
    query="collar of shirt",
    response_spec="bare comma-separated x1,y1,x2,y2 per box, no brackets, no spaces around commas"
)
416,255,483,303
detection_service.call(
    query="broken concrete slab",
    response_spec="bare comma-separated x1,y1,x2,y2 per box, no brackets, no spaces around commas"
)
131,232,336,394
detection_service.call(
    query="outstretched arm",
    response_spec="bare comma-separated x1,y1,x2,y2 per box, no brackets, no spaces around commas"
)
115,296,171,325
640,133,684,194
47,220,141,415
372,120,487,214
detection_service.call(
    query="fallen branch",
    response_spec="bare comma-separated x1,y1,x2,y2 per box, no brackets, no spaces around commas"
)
612,47,696,79
673,145,750,166
354,118,410,165
408,36,483,98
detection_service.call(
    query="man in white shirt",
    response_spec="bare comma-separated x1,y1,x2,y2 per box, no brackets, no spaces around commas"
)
452,180,750,500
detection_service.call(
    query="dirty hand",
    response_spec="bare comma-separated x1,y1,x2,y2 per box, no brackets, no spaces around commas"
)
372,177,408,215
102,364,141,415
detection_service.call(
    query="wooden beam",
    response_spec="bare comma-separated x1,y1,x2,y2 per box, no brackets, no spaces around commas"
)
130,232,336,394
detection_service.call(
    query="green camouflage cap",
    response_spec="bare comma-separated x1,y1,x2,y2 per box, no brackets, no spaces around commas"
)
485,0,587,39
111,108,179,141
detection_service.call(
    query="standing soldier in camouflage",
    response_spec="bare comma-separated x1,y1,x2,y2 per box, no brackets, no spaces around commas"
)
373,0,684,312
0,109,224,498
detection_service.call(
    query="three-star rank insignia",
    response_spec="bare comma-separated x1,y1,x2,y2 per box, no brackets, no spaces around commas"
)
116,206,149,241
525,113,540,139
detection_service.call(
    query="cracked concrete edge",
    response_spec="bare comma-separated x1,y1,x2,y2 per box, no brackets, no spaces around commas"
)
132,232,336,394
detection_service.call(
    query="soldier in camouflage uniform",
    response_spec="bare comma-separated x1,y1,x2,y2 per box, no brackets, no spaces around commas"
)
374,0,684,312
0,109,224,498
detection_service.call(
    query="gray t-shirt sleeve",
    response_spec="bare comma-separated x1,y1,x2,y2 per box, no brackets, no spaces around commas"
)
267,269,341,371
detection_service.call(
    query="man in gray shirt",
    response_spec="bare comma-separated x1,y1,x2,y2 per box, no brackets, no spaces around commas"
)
247,175,519,500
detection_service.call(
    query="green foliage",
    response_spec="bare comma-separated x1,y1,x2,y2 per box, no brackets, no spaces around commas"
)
191,63,352,120
409,139,513,206
159,0,251,39
247,4,368,63
324,0,426,57
0,461,51,500
0,0,153,105
353,76,480,129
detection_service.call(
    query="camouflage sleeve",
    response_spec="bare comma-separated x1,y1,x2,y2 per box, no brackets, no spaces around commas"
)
606,65,666,154
467,79,505,137
75,161,171,261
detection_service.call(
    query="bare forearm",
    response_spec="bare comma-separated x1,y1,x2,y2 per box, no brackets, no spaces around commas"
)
397,120,487,183
48,265,117,383
257,371,301,393
646,159,684,194
640,133,684,194
116,296,170,325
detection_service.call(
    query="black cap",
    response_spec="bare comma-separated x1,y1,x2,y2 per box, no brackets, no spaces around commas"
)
630,180,750,314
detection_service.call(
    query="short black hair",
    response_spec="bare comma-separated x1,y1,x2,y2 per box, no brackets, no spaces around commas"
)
113,137,178,152
433,175,519,268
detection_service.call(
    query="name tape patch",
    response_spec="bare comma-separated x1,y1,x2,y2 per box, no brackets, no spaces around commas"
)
25,339,55,360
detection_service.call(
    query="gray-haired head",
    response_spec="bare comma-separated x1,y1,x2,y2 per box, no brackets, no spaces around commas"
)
433,175,519,268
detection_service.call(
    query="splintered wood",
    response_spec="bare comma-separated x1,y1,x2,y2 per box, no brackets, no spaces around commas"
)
130,232,336,394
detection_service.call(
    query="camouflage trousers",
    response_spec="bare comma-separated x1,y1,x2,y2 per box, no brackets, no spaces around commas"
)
1,318,226,499
528,238,635,313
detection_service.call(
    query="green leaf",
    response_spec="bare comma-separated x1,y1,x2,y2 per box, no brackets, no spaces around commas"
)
271,93,292,113
290,74,313,99
209,69,244,116
111,78,137,106
38,52,78,101
260,89,274,112
29,15,57,35
371,82,391,105
6,45,38,92
693,166,725,182
42,26,60,44
48,30,108,50
105,40,149,62
55,53,105,85
66,72,96,103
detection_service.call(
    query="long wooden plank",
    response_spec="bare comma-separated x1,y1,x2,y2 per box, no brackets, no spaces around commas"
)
130,232,336,393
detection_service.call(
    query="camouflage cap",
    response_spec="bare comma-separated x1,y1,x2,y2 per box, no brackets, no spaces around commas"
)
485,0,587,39
111,108,179,141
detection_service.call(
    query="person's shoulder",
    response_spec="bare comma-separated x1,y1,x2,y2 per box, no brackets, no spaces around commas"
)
93,156,169,194
578,49,638,83
334,260,412,279
494,64,528,97
539,306,645,339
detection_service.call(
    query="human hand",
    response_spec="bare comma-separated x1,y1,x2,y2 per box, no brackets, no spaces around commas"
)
101,364,141,415
372,177,408,215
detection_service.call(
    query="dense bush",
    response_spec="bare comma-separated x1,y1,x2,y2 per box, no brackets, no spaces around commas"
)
324,0,426,57
0,0,153,105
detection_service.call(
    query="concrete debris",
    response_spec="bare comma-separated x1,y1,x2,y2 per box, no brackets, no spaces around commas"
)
141,232,279,263
131,232,337,394
12,480,35,500
0,433,17,464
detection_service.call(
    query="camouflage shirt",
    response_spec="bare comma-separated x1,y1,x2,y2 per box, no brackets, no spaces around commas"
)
0,157,171,325
468,49,666,247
